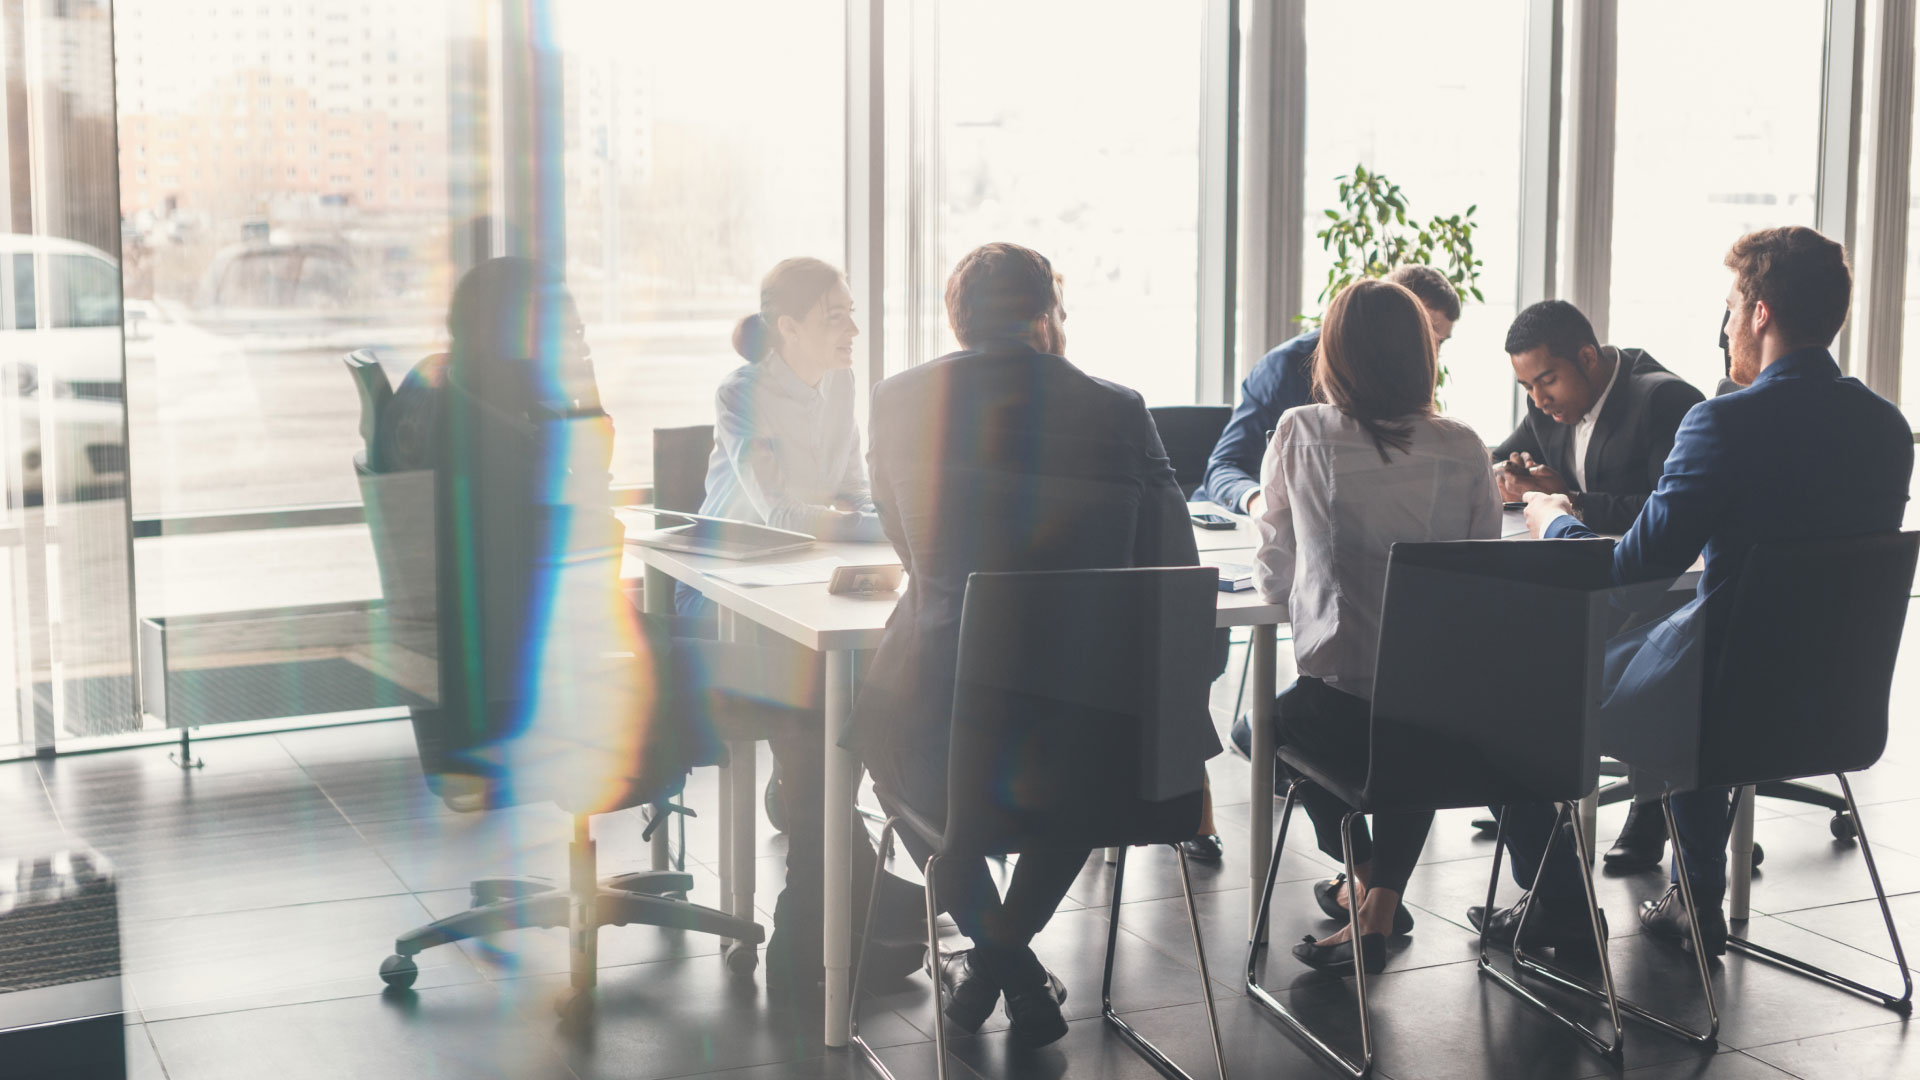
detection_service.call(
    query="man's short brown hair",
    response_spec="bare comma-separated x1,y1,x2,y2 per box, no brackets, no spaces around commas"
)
1384,264,1462,323
1724,226,1852,347
945,242,1056,349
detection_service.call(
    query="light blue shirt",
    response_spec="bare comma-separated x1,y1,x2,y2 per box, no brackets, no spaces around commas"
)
697,355,882,541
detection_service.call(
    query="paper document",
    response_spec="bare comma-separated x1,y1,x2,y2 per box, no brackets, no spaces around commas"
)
704,556,851,588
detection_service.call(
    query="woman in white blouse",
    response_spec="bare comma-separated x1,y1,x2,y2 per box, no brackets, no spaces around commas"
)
1253,277,1502,975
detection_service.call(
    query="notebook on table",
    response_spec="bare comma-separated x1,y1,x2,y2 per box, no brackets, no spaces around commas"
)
622,507,817,561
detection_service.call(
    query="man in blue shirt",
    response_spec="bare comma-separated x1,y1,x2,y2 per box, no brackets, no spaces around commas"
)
1489,226,1912,957
1201,264,1462,516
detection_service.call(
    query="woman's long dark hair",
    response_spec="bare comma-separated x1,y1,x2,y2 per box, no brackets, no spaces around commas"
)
1312,278,1438,461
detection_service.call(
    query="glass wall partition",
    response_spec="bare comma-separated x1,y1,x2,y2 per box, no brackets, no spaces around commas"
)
1,0,137,754
1302,0,1528,444
1607,0,1825,396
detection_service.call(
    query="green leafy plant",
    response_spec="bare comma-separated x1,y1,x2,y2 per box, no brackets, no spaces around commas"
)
1311,164,1483,386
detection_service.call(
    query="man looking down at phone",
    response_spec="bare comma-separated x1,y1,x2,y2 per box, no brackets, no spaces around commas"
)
1502,226,1910,957
1490,299,1705,870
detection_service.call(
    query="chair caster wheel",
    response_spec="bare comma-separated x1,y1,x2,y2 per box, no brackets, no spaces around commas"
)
379,954,418,990
1831,814,1858,841
723,941,759,976
765,772,788,835
1751,842,1765,869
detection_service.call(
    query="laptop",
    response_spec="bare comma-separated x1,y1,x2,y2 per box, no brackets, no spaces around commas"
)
621,506,817,561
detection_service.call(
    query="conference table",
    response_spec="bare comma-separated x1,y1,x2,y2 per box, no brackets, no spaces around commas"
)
630,508,1288,1047
630,507,1750,1048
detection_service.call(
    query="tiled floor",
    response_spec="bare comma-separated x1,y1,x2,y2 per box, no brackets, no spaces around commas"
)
6,636,1919,1080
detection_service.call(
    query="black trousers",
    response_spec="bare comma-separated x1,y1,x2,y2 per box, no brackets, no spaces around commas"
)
1275,677,1433,895
869,741,1090,993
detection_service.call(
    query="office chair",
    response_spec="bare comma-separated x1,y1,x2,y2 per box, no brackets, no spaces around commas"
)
1249,539,1643,1076
1147,404,1232,500
344,349,395,473
349,360,766,1019
850,567,1228,1080
1602,532,1916,1025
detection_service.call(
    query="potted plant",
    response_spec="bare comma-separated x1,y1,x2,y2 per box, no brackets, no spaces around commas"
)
1313,164,1483,388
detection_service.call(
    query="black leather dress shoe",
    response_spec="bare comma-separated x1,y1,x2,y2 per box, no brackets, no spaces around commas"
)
1179,833,1224,863
1469,894,1606,961
1003,969,1069,1048
937,950,1001,1033
1602,801,1668,872
1291,932,1386,975
1313,874,1415,936
1640,884,1728,957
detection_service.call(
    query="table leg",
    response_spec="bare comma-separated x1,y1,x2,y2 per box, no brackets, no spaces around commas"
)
823,649,858,1048
717,753,735,917
1728,784,1756,921
1577,789,1599,859
645,566,674,873
1247,623,1277,938
729,740,757,948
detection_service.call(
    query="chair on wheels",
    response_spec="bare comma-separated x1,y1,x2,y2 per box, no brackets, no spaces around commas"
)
850,567,1229,1080
348,360,765,1015
1605,532,1917,1022
1147,405,1232,500
1249,539,1649,1077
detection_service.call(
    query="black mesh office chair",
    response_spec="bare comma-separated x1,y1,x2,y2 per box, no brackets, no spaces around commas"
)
850,567,1228,1080
1147,405,1232,500
1603,532,1917,1025
651,424,714,520
351,361,764,1019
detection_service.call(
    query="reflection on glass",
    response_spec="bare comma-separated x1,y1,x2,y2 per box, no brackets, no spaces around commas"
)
556,0,845,486
935,0,1204,405
1610,0,1822,396
1303,0,1526,443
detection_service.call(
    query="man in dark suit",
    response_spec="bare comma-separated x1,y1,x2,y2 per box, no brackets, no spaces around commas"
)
854,242,1217,1048
1491,300,1707,871
1492,299,1706,535
1487,226,1912,956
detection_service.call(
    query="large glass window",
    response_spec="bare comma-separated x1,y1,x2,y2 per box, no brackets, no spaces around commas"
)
1609,0,1825,397
1302,0,1527,444
931,0,1206,406
556,0,845,485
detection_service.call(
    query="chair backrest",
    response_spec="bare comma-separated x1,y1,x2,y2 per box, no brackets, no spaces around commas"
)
653,424,715,513
942,566,1217,856
1694,531,1918,788
1365,539,1618,810
1147,405,1232,500
344,350,394,472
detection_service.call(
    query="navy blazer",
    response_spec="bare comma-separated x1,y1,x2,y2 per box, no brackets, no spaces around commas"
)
1548,348,1911,680
1201,328,1319,511
853,345,1214,771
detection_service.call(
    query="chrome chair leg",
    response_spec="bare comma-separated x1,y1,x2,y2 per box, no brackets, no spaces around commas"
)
849,816,907,1080
1726,774,1914,1014
1482,802,1625,1059
1244,780,1372,1078
1101,845,1230,1080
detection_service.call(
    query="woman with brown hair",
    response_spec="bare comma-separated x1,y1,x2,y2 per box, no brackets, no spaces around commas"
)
1251,277,1501,974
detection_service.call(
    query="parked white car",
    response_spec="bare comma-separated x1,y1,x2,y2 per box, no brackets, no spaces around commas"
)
0,234,128,502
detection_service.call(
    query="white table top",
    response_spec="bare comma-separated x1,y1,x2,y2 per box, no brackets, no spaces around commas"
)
630,518,1288,652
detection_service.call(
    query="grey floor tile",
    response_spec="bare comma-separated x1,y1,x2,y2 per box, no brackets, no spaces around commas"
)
1742,1019,1919,1079
125,1025,170,1080
1615,1049,1798,1079
123,892,482,1022
107,821,409,921
273,718,424,768
1769,891,1920,973
355,801,575,893
144,980,575,1080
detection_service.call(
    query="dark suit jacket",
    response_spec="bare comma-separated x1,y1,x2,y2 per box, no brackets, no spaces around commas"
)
1549,347,1912,683
1201,328,1319,511
852,345,1214,774
1493,348,1705,534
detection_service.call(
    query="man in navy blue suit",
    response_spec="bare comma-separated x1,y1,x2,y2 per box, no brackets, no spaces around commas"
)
1477,227,1912,957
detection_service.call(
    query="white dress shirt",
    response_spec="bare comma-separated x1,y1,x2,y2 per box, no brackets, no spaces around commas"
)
1570,347,1622,491
1254,404,1502,701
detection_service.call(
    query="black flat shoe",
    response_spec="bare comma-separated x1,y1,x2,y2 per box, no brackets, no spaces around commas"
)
1179,833,1224,863
1640,884,1728,957
1003,969,1069,1048
937,949,1001,1033
1291,932,1386,976
1313,874,1415,936
1602,802,1668,872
